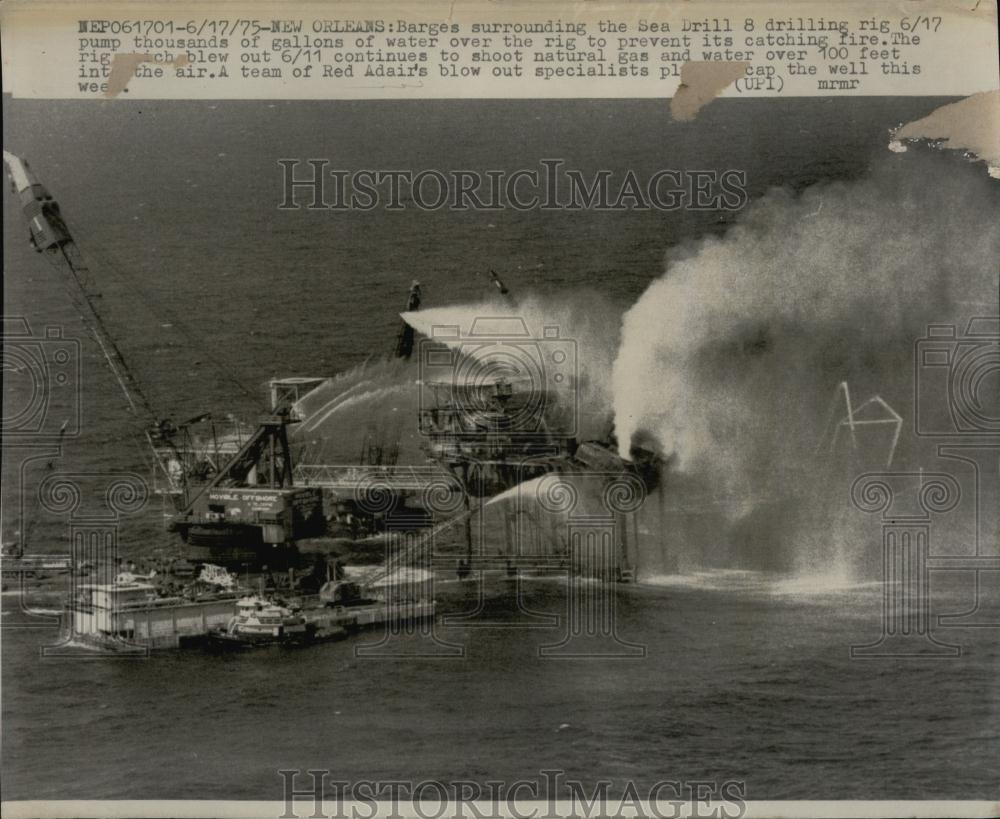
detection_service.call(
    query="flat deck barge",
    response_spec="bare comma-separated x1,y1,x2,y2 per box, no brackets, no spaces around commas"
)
66,577,436,651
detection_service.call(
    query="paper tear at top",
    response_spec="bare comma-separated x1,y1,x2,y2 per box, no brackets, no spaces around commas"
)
893,90,1000,178
670,61,750,122
104,53,190,98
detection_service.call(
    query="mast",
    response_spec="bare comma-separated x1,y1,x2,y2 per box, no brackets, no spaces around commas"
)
394,280,421,359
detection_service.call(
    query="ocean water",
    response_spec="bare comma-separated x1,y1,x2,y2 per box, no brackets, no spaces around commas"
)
3,97,999,801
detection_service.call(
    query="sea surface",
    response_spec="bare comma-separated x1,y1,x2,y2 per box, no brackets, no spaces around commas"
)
3,97,999,801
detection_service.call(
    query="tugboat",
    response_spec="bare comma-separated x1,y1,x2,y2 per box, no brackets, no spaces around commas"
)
206,595,319,649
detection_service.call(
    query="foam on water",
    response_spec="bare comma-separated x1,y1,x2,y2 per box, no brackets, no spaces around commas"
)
640,568,873,598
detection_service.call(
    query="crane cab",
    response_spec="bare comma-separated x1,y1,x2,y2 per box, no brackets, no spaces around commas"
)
3,151,72,252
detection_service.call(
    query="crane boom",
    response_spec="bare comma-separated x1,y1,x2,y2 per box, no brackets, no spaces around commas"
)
4,151,163,428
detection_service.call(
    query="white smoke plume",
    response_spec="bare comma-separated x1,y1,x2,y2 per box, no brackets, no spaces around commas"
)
613,155,998,490
610,154,998,574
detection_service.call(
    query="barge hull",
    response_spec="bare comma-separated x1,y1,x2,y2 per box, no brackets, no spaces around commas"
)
69,595,437,651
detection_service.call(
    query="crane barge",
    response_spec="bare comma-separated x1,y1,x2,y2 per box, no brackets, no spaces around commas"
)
4,151,326,569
